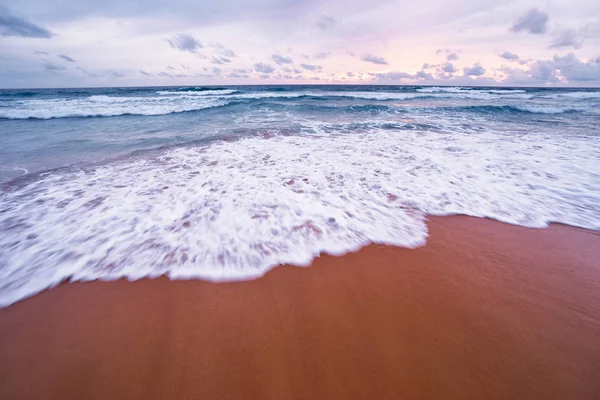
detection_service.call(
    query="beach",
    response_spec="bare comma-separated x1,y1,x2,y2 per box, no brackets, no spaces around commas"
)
1,216,599,400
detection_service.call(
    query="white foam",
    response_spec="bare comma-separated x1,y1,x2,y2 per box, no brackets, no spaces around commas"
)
156,89,238,96
0,96,229,119
1,128,599,307
543,91,600,100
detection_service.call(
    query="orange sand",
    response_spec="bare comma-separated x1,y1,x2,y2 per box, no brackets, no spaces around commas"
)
1,216,599,400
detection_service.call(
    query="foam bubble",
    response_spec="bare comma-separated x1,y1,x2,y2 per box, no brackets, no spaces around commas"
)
1,127,599,307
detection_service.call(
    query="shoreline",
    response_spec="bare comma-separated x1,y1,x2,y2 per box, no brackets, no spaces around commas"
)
1,216,599,399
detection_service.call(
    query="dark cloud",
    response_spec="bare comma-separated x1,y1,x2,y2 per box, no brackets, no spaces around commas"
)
463,63,486,76
293,68,302,74
510,8,548,34
312,76,320,81
441,62,456,73
549,29,584,49
167,33,202,53
43,62,65,71
314,52,331,59
300,63,322,72
57,54,76,62
446,52,458,61
499,51,520,61
33,50,48,55
227,72,249,78
316,15,336,31
271,53,293,65
139,70,152,76
361,54,388,65
0,5,53,38
254,62,274,73
527,60,559,82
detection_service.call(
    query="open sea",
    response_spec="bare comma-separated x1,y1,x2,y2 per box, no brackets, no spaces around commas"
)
1,85,599,306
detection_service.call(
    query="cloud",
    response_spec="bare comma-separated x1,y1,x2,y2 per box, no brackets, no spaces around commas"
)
33,50,49,55
316,15,336,31
314,52,331,59
463,63,486,76
300,63,323,72
441,62,456,73
259,74,270,79
499,51,520,61
510,8,548,34
446,52,458,61
105,70,125,78
57,54,76,62
158,72,188,79
361,54,388,65
43,62,65,71
209,43,236,57
372,71,414,80
347,72,355,77
212,67,222,75
271,53,293,65
211,55,231,64
0,5,53,38
139,70,152,76
167,33,202,53
415,70,433,80
293,68,302,74
254,62,274,73
549,29,584,49
551,53,600,82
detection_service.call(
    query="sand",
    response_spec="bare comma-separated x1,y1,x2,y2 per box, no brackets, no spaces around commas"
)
1,216,599,400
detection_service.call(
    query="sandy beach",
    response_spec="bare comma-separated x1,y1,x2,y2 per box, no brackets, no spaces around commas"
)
1,216,599,400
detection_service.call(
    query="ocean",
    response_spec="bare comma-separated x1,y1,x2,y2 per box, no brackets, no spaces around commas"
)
1,85,599,306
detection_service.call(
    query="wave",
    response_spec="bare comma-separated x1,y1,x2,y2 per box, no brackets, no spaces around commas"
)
543,91,600,100
156,89,238,96
0,96,230,119
417,86,527,94
1,127,599,307
460,104,581,114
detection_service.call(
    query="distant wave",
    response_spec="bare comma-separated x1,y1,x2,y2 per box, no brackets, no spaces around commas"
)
459,104,582,114
157,89,238,96
0,96,230,119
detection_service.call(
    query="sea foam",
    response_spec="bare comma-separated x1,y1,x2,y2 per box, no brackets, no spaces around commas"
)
1,127,599,307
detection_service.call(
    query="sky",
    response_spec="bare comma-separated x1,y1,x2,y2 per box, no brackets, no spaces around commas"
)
1,0,599,88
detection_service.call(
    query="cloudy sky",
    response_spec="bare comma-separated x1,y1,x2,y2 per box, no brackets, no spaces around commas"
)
1,0,599,87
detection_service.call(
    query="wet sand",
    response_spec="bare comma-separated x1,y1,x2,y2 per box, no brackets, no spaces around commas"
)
1,216,600,400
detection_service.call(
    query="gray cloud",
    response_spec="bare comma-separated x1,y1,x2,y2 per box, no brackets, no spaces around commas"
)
552,53,600,82
209,43,236,57
314,52,331,59
361,54,388,65
139,70,152,76
0,5,53,38
510,8,548,34
43,62,65,71
105,70,125,78
549,29,584,49
57,54,76,62
259,74,270,79
227,72,249,78
167,33,202,52
316,15,336,31
300,63,323,72
446,52,458,61
211,55,231,64
159,71,188,79
373,71,414,80
293,68,302,74
347,72,355,77
463,63,486,76
271,53,293,65
34,50,49,55
254,62,274,73
441,62,456,73
212,67,222,75
499,51,520,61
415,70,433,80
